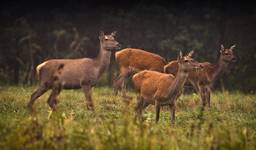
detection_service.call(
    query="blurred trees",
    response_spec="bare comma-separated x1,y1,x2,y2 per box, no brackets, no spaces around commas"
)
0,3,255,92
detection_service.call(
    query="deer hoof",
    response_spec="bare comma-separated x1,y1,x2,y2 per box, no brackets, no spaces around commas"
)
170,122,176,127
86,103,94,111
27,103,34,113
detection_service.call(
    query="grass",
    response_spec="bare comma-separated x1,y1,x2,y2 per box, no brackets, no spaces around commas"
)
0,86,256,150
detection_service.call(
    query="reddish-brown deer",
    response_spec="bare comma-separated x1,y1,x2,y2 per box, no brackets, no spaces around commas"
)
164,45,236,107
113,48,167,97
132,51,202,125
27,31,120,111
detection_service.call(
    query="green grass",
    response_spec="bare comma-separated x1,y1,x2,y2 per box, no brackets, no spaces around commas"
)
0,86,256,150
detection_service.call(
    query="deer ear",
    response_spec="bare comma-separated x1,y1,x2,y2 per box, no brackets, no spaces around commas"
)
230,44,236,51
220,44,225,53
99,31,104,39
187,50,194,58
177,51,183,61
111,31,117,37
180,51,183,58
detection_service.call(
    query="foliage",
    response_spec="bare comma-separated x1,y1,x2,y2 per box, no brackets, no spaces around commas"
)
0,86,256,149
0,4,255,91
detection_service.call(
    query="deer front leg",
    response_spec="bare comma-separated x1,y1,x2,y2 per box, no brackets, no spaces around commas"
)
81,84,94,111
155,100,161,123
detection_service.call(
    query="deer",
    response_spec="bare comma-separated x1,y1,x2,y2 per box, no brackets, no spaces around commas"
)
27,31,121,112
164,45,236,108
113,48,167,97
132,51,202,125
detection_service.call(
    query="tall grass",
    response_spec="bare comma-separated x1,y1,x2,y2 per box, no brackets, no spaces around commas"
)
0,86,255,150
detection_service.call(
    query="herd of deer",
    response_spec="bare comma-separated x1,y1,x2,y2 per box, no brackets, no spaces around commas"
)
27,31,236,125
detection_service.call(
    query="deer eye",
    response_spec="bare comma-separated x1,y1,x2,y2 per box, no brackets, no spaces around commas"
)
184,60,189,62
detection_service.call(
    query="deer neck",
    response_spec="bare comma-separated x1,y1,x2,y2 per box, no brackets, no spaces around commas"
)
167,68,189,101
95,42,112,76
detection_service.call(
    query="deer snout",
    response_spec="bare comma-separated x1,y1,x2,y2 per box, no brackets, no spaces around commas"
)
116,43,121,49
195,64,204,71
199,64,204,69
231,56,237,62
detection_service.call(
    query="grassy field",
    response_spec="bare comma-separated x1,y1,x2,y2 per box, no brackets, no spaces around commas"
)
0,86,255,150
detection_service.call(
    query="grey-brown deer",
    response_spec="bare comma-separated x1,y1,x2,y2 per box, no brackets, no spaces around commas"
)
132,51,202,125
113,48,167,97
164,45,236,108
27,31,120,111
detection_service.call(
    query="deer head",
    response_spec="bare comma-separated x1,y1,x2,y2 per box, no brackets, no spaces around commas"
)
219,44,237,63
177,50,202,73
99,31,121,51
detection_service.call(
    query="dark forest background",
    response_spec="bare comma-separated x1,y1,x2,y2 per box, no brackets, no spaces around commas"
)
0,0,255,92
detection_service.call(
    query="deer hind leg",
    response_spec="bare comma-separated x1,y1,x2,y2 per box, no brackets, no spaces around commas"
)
199,84,207,108
114,67,131,96
135,95,149,113
135,96,150,122
113,67,127,94
113,75,123,95
206,86,211,108
189,80,200,94
169,103,176,126
135,96,144,121
47,83,61,111
27,82,49,112
81,84,94,111
155,100,161,123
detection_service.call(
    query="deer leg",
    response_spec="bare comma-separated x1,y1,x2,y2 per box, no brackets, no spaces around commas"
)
135,95,150,121
189,80,200,94
135,96,142,114
142,101,150,109
27,83,49,112
135,96,144,121
113,75,123,95
81,85,94,110
155,100,161,123
199,85,207,108
121,77,127,97
120,67,131,97
113,67,130,95
169,103,176,125
47,84,61,111
206,86,211,108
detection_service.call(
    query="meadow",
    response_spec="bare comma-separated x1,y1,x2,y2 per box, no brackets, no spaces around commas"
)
0,86,255,150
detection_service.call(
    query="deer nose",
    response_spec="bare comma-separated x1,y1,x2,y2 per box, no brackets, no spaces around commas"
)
117,43,121,48
232,57,237,62
198,64,204,70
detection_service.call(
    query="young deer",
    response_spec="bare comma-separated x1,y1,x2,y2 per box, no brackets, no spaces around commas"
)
164,45,236,107
27,31,120,111
113,48,167,96
132,51,202,125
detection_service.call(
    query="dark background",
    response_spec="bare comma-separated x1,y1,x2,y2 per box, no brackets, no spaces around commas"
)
0,0,255,92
